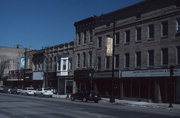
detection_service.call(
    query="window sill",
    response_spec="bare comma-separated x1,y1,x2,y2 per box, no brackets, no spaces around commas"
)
135,66,141,69
161,36,168,39
124,42,130,45
147,38,154,41
124,67,129,70
135,40,141,43
147,66,154,69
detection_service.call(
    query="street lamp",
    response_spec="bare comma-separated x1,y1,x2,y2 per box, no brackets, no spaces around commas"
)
110,21,116,103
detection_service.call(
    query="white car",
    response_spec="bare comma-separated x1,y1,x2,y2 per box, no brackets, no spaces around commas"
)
34,88,53,97
21,87,35,96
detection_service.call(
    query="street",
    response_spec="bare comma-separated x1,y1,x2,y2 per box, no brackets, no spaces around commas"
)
0,93,180,118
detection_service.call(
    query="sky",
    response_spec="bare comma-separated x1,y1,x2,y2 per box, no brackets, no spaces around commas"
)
0,0,142,49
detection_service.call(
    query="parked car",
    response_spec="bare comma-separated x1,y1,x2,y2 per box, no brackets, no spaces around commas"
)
71,90,101,103
0,86,11,93
10,88,22,94
34,88,53,97
21,87,35,96
0,86,5,93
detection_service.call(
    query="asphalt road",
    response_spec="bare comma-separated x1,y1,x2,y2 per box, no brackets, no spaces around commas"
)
0,93,180,118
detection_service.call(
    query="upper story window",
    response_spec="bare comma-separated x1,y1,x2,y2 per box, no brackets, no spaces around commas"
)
77,33,80,45
105,56,110,69
148,24,154,40
83,52,86,67
161,21,168,37
161,48,168,66
135,51,141,67
97,37,102,48
97,56,101,70
86,31,90,43
89,30,93,42
125,30,130,44
177,47,180,65
115,32,120,44
77,53,80,68
83,31,86,44
176,18,180,32
57,59,61,70
125,53,130,68
80,32,85,45
148,50,154,67
88,51,92,67
136,27,141,42
62,60,67,70
115,54,119,68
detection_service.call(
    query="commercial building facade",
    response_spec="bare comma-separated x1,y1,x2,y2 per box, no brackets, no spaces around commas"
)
74,0,180,103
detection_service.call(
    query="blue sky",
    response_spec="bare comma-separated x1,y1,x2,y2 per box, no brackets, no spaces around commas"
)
0,0,142,49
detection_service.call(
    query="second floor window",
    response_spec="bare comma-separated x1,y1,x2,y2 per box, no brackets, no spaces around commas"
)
125,53,130,68
148,50,154,66
105,56,110,69
83,52,86,67
161,21,168,37
97,56,101,70
177,47,180,65
135,51,141,67
63,60,67,70
97,37,102,48
161,48,168,66
115,32,120,44
89,51,92,67
148,24,154,39
125,30,130,44
136,27,141,42
115,54,119,68
77,53,80,68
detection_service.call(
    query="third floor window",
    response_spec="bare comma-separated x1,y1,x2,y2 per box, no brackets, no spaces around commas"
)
161,21,168,37
125,30,130,44
97,37,102,48
115,32,120,44
148,24,154,39
136,27,141,42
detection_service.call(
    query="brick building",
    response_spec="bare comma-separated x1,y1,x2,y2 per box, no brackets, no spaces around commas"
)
74,0,180,103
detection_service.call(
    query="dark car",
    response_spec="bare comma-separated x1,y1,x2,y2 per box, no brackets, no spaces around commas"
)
71,90,101,103
10,88,22,94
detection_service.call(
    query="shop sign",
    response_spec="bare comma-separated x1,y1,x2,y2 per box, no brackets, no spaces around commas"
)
33,72,44,80
93,71,119,78
120,69,170,78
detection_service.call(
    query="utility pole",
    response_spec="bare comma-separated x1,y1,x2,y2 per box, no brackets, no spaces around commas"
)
169,65,174,108
110,21,115,103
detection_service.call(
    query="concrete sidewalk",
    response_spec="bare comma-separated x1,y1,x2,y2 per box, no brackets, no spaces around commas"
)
101,98,180,111
52,94,180,111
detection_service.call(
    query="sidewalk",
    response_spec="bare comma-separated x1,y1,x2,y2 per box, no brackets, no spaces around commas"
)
101,98,180,111
52,94,180,111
